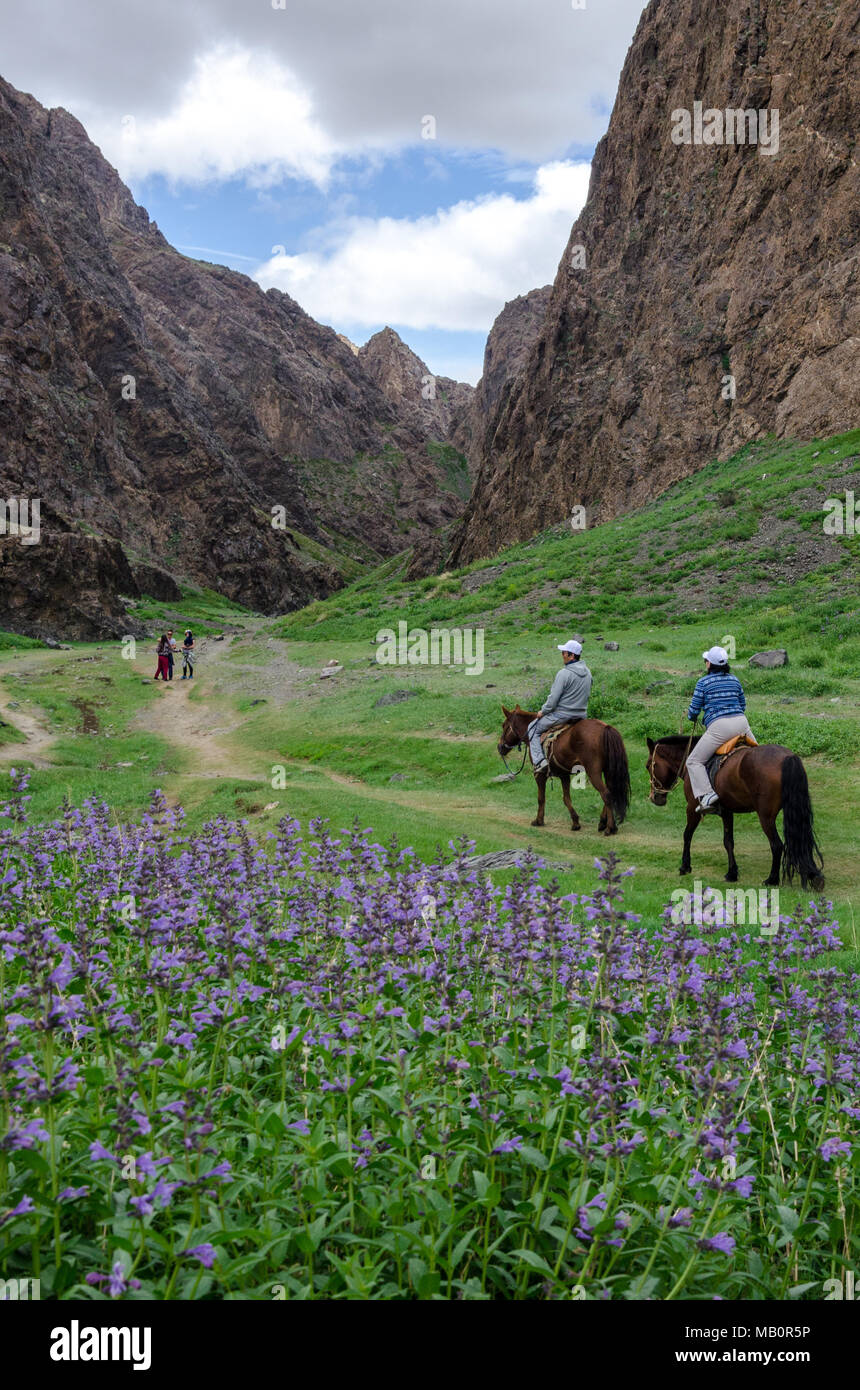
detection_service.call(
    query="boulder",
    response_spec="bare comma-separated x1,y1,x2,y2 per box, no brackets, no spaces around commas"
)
463,850,571,872
374,689,420,707
604,641,619,651
748,650,789,668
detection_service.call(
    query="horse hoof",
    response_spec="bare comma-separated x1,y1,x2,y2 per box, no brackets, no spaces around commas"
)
530,819,543,828
679,866,691,876
570,824,581,832
724,874,738,883
764,878,779,887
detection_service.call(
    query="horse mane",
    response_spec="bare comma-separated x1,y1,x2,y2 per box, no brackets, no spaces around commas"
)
655,734,702,746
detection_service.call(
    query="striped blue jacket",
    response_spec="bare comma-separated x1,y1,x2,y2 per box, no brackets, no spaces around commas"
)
687,672,746,728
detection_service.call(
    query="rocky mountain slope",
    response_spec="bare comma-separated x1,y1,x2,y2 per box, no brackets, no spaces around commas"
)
405,287,553,579
451,0,859,565
449,286,552,474
0,75,472,638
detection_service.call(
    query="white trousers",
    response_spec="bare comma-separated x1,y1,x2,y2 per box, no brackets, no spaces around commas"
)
686,715,752,801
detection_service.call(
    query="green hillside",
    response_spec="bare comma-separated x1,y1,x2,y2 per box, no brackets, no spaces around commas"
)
2,429,858,953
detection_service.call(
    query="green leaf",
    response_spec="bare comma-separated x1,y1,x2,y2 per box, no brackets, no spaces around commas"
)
776,1205,799,1236
261,1107,287,1138
447,1226,479,1271
512,1248,554,1277
519,1145,548,1170
417,1270,441,1298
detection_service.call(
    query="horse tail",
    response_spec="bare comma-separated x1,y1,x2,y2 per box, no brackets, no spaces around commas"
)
781,754,824,889
602,724,631,826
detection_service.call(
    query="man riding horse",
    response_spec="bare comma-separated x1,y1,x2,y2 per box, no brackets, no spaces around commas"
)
498,637,629,834
528,640,592,774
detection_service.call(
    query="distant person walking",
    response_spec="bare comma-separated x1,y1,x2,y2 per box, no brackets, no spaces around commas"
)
166,630,178,681
181,630,195,680
154,634,170,681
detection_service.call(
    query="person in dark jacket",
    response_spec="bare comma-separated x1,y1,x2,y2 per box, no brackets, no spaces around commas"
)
686,645,754,811
181,630,195,680
528,640,592,773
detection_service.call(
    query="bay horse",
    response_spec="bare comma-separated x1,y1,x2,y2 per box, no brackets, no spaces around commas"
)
498,705,630,834
646,734,824,889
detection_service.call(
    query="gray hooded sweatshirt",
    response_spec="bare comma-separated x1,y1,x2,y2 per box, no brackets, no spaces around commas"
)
541,660,592,722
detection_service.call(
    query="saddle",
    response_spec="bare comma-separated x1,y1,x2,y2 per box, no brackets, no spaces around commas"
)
539,720,580,765
705,732,758,783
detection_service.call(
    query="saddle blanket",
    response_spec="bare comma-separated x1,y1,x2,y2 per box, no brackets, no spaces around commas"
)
539,720,581,759
705,732,758,783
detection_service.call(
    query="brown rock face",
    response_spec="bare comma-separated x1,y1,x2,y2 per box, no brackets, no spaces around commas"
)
450,286,552,473
0,76,471,636
0,531,175,642
451,0,859,565
358,327,474,440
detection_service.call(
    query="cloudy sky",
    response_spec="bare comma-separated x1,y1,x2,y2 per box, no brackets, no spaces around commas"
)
1,0,647,382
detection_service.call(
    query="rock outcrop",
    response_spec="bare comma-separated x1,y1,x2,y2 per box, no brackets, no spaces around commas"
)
358,327,474,441
0,75,472,635
450,286,552,474
451,0,859,565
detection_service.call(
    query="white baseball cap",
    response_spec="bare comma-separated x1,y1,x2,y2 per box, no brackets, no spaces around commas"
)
703,645,729,665
558,640,583,655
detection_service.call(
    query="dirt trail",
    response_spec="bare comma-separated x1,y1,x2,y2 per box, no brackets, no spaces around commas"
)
0,649,65,768
133,634,267,781
0,633,536,837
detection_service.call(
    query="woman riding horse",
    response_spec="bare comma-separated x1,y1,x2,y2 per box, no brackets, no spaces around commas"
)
647,645,824,889
685,644,754,812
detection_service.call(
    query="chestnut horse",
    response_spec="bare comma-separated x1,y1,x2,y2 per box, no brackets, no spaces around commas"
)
498,705,630,834
646,734,824,889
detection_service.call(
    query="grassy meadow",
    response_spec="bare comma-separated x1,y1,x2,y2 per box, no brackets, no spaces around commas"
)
3,430,856,946
1,430,859,1301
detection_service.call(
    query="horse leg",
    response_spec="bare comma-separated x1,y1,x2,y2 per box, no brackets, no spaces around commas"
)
584,761,616,835
680,803,702,875
531,768,548,827
722,811,738,882
558,771,581,831
757,810,783,887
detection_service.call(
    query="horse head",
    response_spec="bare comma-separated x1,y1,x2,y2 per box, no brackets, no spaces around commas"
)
646,737,683,806
498,704,529,757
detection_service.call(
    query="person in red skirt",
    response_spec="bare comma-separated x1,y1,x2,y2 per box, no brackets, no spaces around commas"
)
154,634,170,681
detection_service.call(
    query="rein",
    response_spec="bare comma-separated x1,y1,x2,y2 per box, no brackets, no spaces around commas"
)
500,744,529,778
499,718,533,779
649,726,696,798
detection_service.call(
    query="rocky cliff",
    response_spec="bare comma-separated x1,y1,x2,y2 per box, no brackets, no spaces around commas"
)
358,327,474,441
449,286,552,475
0,76,472,638
451,0,859,565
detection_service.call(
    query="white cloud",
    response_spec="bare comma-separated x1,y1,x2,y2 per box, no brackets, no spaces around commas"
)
254,161,589,332
2,1,648,169
84,45,337,188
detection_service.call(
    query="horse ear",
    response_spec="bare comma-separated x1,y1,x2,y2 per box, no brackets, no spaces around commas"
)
646,737,655,752
501,704,510,717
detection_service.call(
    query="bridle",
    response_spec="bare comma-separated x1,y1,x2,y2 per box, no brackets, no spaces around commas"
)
648,728,696,799
498,719,529,778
